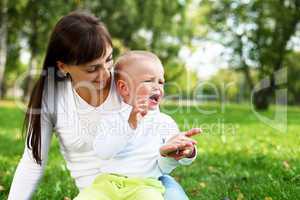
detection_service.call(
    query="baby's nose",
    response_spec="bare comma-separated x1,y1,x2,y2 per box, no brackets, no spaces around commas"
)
152,84,160,91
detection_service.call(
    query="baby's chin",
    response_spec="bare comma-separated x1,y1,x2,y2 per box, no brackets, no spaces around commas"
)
148,102,160,110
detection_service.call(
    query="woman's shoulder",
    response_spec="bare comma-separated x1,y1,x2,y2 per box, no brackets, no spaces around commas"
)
43,76,72,102
42,76,74,119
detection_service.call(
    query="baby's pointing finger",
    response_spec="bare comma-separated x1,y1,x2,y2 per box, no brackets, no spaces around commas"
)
184,128,202,137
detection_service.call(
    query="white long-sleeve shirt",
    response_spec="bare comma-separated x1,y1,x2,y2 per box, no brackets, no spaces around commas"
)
93,102,196,179
8,74,195,200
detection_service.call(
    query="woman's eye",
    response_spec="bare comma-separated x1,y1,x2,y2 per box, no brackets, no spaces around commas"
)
87,68,97,73
106,56,113,63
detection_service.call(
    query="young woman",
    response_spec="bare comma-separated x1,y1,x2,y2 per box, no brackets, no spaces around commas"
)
8,11,195,200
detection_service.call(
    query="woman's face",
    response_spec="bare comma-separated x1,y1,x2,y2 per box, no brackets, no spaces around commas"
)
63,47,113,92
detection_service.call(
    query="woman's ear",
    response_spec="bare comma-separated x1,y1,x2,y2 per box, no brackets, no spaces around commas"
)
56,61,68,76
116,79,129,98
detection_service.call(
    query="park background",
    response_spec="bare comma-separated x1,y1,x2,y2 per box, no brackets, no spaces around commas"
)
0,0,300,199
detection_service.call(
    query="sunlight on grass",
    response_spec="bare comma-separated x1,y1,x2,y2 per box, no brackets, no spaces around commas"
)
0,101,299,199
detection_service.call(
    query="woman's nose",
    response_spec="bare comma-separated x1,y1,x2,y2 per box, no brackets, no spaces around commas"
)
96,65,108,77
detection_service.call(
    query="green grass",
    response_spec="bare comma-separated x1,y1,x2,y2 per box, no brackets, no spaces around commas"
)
0,100,299,200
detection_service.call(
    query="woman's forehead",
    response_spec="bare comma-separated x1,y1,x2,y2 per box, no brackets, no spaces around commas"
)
85,48,113,66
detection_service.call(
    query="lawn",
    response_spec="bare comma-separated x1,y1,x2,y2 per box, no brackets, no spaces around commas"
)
0,100,299,200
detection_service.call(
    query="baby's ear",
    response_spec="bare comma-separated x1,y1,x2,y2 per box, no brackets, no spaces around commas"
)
116,79,129,97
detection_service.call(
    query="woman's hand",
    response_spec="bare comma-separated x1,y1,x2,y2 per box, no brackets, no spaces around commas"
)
160,128,201,160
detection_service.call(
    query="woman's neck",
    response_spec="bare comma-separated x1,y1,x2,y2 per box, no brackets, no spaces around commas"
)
74,82,111,107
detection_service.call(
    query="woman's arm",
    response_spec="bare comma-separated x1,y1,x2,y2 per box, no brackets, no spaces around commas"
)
8,96,54,200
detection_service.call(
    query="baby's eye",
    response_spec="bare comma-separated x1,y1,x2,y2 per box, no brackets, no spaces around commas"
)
143,80,152,83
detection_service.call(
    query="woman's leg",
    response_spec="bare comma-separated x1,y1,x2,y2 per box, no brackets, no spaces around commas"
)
159,175,189,200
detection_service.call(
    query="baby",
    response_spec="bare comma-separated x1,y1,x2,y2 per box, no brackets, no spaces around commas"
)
75,51,200,200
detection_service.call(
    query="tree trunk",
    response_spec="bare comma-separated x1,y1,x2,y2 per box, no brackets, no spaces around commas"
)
253,83,271,110
22,54,37,102
241,61,254,90
0,0,8,99
253,1,300,110
22,3,39,102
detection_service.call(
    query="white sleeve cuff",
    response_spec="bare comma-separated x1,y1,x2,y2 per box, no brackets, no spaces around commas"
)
157,154,179,174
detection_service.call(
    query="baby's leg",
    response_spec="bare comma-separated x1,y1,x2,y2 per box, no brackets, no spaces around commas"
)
159,175,189,200
73,185,112,200
128,187,164,200
74,174,121,200
123,177,165,200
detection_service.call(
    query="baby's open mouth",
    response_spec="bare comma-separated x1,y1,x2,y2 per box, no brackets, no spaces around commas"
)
149,94,160,103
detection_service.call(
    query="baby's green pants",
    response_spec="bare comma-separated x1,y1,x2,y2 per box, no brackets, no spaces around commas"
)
74,174,165,200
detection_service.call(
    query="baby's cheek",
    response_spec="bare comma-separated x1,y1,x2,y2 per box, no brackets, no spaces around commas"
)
159,87,164,97
137,86,151,96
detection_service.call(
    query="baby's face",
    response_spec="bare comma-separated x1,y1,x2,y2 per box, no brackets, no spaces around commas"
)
127,60,165,110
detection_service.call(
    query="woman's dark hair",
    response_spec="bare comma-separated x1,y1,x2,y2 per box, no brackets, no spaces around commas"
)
24,11,112,165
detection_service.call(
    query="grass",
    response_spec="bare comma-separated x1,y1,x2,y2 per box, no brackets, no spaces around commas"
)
0,100,299,200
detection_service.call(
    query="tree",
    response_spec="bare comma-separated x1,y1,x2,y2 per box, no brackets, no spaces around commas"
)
200,0,300,109
21,0,77,101
0,0,8,98
285,51,300,104
80,0,199,95
2,0,200,99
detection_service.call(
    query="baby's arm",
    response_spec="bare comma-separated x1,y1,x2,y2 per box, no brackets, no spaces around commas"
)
157,115,200,173
160,128,200,161
128,96,148,129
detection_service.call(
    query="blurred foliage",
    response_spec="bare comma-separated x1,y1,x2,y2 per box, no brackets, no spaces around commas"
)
1,0,200,98
83,0,200,95
1,0,300,105
202,69,243,103
200,0,300,108
284,51,300,104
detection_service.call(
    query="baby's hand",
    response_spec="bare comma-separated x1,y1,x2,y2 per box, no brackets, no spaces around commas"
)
128,96,148,129
160,128,201,160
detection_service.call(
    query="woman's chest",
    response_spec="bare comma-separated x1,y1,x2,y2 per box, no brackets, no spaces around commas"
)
55,109,109,153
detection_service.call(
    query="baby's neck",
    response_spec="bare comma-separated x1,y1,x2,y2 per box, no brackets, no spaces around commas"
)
121,95,132,106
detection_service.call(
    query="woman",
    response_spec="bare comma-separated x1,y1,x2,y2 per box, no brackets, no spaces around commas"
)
8,11,194,200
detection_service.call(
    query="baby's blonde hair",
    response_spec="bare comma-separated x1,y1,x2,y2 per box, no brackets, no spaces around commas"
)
114,50,162,81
